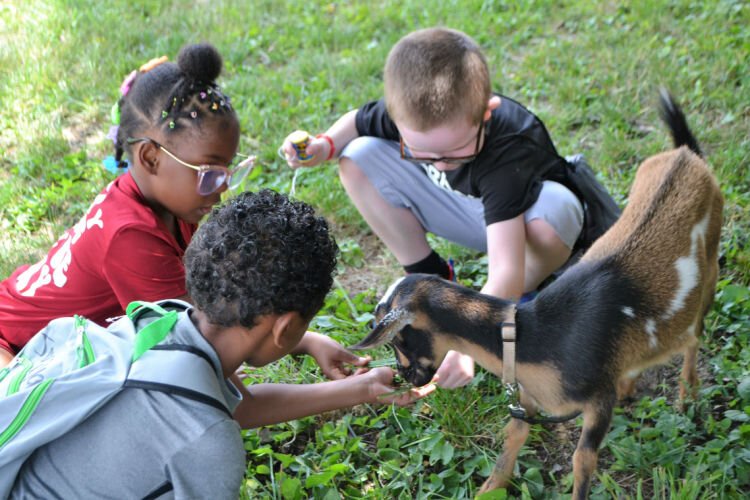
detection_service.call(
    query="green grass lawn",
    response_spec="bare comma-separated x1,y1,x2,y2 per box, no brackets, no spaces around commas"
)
2,0,749,498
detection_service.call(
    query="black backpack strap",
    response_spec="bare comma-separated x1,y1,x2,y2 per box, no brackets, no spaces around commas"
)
125,344,232,417
141,480,173,500
123,380,231,417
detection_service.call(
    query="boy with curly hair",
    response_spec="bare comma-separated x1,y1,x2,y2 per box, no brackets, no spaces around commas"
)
281,27,607,388
11,190,432,498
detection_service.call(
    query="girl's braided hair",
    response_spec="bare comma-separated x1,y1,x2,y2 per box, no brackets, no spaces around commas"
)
113,43,236,168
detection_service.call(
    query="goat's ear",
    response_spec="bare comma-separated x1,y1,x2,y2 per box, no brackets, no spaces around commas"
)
350,308,411,350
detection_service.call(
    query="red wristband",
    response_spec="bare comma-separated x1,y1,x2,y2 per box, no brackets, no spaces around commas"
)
316,134,336,161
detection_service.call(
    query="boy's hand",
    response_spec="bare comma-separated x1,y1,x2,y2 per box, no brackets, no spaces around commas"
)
279,134,332,168
364,367,437,406
295,331,370,380
434,350,474,388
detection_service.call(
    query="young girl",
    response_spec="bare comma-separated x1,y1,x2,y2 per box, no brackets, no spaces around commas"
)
0,44,367,379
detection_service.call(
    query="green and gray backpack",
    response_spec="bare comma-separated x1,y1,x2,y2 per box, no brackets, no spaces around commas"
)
0,300,232,497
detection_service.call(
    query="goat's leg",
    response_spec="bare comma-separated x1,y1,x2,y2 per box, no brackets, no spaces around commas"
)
616,373,638,400
478,416,531,493
678,325,700,408
571,398,615,500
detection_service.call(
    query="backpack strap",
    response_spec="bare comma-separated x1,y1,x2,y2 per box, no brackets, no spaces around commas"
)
124,344,232,417
123,301,233,415
126,301,180,362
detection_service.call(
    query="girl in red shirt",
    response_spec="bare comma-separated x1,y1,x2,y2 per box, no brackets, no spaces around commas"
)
0,44,366,379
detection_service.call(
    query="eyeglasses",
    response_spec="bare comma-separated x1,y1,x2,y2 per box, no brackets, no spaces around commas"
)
127,137,255,196
400,124,485,165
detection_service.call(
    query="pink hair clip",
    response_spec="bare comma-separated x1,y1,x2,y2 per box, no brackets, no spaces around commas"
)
120,70,137,97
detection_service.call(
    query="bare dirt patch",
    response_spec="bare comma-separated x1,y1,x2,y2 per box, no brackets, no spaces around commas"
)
335,231,401,297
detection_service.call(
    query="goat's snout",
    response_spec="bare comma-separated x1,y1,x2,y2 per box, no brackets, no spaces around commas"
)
404,366,436,388
392,344,438,387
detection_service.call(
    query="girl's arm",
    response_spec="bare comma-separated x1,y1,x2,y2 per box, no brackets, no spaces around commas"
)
0,348,14,369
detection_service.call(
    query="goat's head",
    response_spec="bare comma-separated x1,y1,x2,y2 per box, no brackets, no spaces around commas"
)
351,275,452,387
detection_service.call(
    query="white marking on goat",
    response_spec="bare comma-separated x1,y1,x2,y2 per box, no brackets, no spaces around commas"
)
682,324,697,340
380,307,405,327
664,214,709,319
625,368,641,379
621,306,635,318
417,357,432,367
379,277,405,307
645,319,658,349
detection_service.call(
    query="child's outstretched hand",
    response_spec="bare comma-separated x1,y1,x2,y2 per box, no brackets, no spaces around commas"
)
364,367,437,406
434,350,474,388
294,331,370,380
279,133,332,168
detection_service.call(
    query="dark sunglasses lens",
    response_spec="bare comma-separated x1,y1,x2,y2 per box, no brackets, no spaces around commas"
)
198,170,227,195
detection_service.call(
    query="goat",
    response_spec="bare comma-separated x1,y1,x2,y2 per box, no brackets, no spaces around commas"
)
351,91,723,498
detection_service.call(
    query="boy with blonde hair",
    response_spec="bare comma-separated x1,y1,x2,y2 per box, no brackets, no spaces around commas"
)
282,28,606,388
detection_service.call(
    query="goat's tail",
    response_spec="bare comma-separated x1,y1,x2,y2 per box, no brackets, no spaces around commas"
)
658,88,702,157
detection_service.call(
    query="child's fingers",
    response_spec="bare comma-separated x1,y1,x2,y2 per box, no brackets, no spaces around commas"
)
347,354,371,367
378,375,438,405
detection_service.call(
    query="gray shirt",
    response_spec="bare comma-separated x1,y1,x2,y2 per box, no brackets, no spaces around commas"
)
11,308,245,499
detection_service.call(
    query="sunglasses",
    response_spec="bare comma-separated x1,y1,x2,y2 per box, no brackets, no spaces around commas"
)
127,137,255,196
400,124,485,165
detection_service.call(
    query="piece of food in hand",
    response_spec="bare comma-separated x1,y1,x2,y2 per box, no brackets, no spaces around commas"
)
377,378,437,400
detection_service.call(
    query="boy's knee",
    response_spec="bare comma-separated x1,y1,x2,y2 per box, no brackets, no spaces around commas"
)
340,136,392,165
525,182,583,250
339,136,401,191
526,218,568,251
338,156,366,185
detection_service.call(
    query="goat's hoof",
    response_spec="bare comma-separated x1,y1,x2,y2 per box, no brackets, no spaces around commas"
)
478,475,507,495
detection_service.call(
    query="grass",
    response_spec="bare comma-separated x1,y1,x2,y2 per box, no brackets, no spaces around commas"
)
2,0,749,497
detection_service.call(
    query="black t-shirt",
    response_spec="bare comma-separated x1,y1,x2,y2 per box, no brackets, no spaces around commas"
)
355,95,571,225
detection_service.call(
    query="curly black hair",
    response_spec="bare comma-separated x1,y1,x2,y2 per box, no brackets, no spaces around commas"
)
185,190,339,328
115,43,237,168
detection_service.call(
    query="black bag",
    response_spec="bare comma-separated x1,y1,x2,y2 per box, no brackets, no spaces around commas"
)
564,154,621,252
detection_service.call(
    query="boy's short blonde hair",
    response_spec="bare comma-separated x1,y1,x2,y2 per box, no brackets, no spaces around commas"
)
384,28,491,130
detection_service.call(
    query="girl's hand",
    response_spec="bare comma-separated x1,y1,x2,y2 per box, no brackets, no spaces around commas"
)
279,133,332,168
434,350,474,389
297,331,370,380
363,367,437,406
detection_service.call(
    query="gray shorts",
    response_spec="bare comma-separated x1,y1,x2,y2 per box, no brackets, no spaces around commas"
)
341,136,583,252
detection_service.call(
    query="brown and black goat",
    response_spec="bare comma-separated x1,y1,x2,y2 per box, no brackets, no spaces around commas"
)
351,91,723,498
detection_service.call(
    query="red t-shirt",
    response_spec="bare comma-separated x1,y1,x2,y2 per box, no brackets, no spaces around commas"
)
0,172,196,354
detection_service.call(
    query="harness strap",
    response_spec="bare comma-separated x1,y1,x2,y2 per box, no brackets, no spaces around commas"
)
500,309,581,425
501,321,516,386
